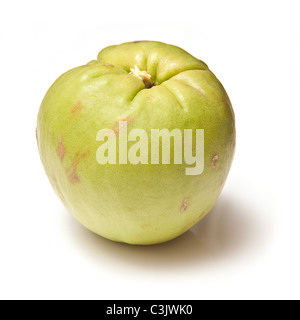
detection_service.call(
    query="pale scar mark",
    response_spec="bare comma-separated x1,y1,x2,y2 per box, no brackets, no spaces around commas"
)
212,155,218,168
180,197,189,213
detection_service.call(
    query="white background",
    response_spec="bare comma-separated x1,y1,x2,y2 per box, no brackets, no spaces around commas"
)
1,0,299,300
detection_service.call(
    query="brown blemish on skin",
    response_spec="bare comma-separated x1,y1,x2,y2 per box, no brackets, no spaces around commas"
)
180,197,189,213
68,170,80,184
212,155,218,168
71,101,84,119
113,117,134,135
66,149,91,184
57,136,65,161
141,224,151,229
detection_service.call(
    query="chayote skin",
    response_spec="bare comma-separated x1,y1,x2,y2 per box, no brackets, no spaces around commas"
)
37,41,235,245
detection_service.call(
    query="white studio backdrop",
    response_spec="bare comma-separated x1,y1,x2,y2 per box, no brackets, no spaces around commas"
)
0,0,299,299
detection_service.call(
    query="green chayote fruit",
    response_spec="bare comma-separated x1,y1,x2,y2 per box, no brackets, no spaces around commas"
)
37,41,235,245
